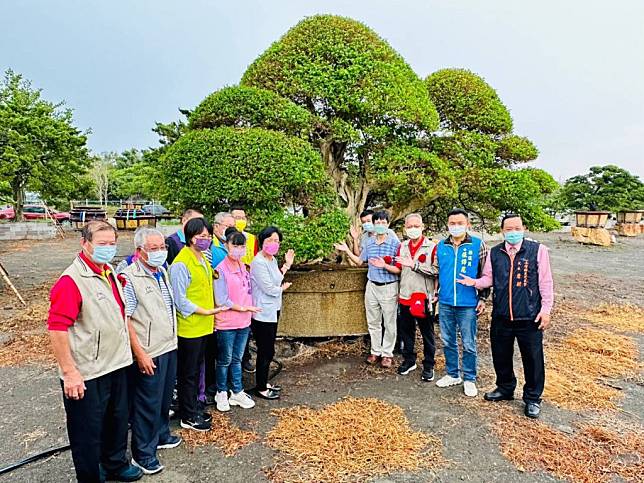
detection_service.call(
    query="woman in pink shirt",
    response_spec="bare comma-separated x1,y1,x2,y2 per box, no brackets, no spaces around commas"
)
213,230,262,412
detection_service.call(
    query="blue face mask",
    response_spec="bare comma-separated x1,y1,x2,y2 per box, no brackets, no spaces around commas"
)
373,224,388,235
362,222,374,233
91,244,117,264
504,231,525,245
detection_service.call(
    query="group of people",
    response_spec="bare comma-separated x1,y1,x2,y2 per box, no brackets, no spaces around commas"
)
47,206,294,482
335,208,553,413
47,205,553,483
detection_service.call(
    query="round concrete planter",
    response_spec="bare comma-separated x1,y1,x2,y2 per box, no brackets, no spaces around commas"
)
278,265,368,338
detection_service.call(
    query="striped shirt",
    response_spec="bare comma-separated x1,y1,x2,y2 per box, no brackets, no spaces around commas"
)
122,265,175,326
360,234,401,283
359,228,399,252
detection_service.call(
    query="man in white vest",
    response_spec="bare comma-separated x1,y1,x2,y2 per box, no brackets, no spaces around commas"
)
121,228,181,475
394,214,438,381
47,221,142,482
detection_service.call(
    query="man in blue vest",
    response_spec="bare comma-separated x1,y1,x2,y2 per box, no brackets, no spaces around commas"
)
457,213,553,418
432,209,489,398
165,209,203,265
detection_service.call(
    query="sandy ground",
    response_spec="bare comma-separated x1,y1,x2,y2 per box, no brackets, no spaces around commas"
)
0,230,642,482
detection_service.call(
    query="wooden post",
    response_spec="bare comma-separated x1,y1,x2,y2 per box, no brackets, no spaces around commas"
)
41,200,65,239
0,261,27,306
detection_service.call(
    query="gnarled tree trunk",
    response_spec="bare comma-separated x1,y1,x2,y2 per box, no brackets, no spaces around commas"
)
11,179,25,222
320,139,370,223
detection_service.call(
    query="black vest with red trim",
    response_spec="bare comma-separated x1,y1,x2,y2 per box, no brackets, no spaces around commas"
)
490,239,541,321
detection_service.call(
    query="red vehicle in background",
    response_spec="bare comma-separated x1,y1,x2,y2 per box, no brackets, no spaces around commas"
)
0,206,13,220
0,205,71,224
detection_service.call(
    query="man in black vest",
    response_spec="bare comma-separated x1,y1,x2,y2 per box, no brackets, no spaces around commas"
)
457,214,554,418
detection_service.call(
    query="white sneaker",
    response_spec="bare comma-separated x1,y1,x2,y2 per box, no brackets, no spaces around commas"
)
215,391,230,412
229,391,255,409
435,375,463,388
463,381,478,397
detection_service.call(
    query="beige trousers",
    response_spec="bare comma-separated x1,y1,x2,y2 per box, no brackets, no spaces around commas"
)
364,280,399,357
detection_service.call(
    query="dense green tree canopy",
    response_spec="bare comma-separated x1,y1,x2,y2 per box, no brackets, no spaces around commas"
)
161,126,333,216
426,69,513,135
559,165,644,212
161,125,348,260
0,70,90,219
189,86,312,137
242,15,438,135
101,149,162,201
0,180,11,204
370,144,456,217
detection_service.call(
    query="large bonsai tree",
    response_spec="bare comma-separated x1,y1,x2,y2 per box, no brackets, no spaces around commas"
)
160,15,557,260
559,165,644,212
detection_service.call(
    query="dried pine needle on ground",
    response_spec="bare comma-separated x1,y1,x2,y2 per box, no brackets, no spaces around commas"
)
543,327,640,410
0,333,54,367
0,289,54,366
562,328,639,377
585,303,644,333
491,406,644,482
281,337,367,365
178,411,258,456
0,296,50,333
265,397,445,483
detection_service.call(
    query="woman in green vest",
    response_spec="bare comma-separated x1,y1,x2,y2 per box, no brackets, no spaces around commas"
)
169,217,227,432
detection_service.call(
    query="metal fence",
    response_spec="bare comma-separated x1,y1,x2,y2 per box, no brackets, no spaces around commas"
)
70,199,161,207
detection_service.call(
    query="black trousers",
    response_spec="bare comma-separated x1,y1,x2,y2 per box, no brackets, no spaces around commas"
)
490,317,545,403
399,303,436,370
129,350,177,466
62,367,129,483
251,316,279,391
177,335,207,420
242,337,252,365
204,333,218,395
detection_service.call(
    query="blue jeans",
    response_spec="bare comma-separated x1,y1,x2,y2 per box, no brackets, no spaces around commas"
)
439,303,478,381
216,327,250,393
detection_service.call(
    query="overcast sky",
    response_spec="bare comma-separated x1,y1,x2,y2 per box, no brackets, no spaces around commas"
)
2,0,643,181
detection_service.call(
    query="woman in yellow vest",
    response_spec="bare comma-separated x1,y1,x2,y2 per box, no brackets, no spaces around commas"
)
169,217,228,432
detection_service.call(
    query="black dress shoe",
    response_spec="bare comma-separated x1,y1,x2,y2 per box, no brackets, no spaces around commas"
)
524,402,541,419
484,389,514,401
254,388,280,400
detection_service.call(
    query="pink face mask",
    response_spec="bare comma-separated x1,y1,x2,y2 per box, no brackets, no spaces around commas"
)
263,241,280,256
230,247,246,260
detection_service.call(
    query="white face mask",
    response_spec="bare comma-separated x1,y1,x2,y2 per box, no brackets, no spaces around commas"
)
405,227,422,240
448,226,467,237
145,249,168,268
